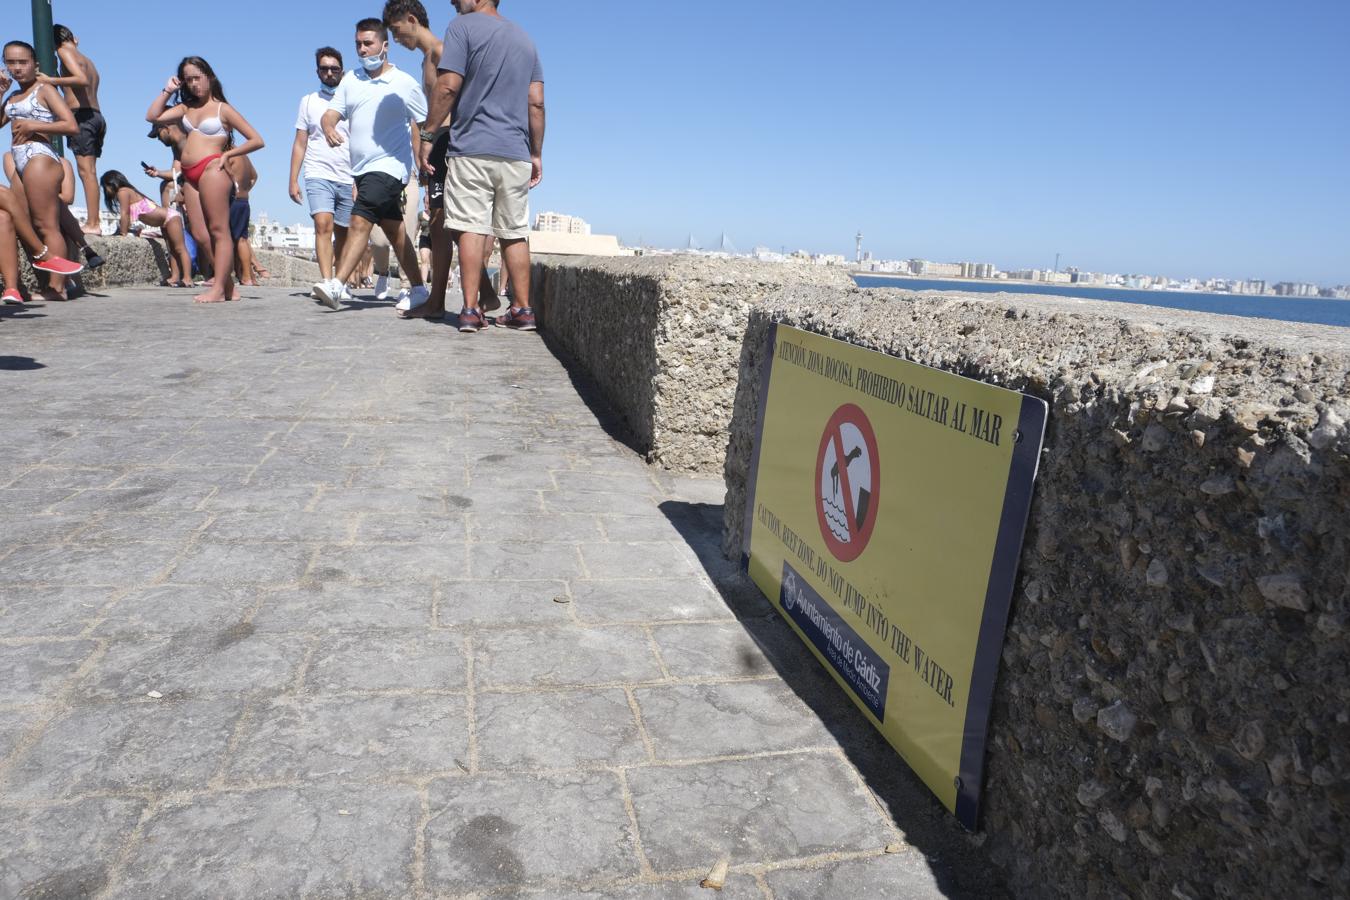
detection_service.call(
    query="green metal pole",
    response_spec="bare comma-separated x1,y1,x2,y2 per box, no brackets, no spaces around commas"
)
31,0,63,156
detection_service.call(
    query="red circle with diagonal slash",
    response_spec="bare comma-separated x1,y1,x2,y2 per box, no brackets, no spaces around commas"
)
815,403,881,563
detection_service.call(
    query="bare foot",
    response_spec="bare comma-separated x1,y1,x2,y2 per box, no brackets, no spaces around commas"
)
254,268,270,280
194,291,232,304
397,306,445,320
38,289,68,302
240,280,258,287
81,226,103,236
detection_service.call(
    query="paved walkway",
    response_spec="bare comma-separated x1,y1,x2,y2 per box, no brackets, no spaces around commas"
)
0,286,1002,899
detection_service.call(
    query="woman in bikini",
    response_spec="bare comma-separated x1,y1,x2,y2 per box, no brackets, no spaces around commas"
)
101,170,193,288
4,150,106,283
145,57,263,303
1,41,82,300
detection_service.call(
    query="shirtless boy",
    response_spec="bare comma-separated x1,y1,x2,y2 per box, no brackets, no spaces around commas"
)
45,25,105,235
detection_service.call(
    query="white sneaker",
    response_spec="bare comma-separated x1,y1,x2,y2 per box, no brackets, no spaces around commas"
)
374,274,390,301
313,279,345,310
394,285,431,313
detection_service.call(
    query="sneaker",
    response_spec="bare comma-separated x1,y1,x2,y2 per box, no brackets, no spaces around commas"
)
83,247,106,270
32,254,84,277
394,285,430,313
1,289,24,305
458,307,484,333
495,306,537,331
374,273,390,301
312,279,348,310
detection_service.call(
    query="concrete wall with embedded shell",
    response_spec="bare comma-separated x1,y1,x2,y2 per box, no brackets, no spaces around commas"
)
529,254,1348,899
3,235,320,296
722,284,1349,900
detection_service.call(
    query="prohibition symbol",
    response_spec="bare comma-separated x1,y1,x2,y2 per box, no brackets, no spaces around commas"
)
816,403,881,562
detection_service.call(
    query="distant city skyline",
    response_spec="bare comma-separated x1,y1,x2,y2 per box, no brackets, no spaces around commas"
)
40,1,1348,285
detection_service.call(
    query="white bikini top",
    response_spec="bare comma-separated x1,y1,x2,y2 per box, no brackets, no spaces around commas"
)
4,88,55,125
183,102,227,137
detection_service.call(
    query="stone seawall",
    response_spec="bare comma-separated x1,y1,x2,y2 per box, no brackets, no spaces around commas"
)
6,235,320,293
531,256,852,472
722,285,1349,899
476,254,1348,894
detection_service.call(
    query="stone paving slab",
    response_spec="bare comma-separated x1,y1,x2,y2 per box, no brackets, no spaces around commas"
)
0,286,1002,898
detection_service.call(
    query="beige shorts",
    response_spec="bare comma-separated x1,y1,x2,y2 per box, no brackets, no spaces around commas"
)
443,155,531,240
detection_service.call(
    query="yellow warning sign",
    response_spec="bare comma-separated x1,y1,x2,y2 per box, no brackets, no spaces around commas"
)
742,324,1047,829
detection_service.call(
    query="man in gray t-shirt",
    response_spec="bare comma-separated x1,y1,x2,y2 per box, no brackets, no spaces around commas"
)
420,0,545,333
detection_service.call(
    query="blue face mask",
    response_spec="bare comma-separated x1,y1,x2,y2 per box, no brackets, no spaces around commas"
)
359,50,385,72
318,80,336,96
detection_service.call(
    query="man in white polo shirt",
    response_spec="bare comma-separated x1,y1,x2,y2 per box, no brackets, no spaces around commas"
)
289,46,354,289
312,17,430,312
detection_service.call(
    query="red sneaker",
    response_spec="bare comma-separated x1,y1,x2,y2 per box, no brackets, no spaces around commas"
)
33,255,85,277
458,307,485,333
495,306,537,331
1,289,24,306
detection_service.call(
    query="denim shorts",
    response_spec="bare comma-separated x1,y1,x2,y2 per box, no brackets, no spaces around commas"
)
305,178,354,228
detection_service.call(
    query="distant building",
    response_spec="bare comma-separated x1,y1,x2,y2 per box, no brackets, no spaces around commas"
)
533,212,591,236
250,214,316,252
910,259,961,277
958,262,996,279
1273,282,1319,297
69,207,120,235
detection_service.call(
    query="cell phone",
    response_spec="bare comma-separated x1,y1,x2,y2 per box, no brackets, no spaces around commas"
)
141,161,154,172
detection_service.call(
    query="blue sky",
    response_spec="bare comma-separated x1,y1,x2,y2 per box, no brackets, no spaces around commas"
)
11,0,1350,283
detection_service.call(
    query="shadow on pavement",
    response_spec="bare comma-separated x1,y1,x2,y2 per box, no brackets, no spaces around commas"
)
0,356,46,370
538,335,649,459
661,499,1010,900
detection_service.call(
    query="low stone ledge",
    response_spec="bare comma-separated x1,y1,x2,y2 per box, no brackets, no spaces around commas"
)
6,235,320,294
531,255,853,472
722,284,1350,899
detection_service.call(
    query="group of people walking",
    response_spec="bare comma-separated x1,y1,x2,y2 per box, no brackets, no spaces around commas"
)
2,0,544,331
300,0,544,331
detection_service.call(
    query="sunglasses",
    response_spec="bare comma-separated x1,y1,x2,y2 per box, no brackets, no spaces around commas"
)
317,66,342,73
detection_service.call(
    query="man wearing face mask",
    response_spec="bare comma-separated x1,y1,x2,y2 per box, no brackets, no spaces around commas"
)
290,47,354,288
313,19,430,311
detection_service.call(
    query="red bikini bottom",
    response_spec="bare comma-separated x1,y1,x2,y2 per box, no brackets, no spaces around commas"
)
183,154,223,188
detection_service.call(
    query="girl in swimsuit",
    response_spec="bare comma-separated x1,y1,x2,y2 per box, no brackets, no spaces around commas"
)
4,150,106,275
1,41,80,300
145,57,263,303
101,170,193,288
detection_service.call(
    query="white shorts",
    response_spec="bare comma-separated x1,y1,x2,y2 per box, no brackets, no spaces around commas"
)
443,155,531,240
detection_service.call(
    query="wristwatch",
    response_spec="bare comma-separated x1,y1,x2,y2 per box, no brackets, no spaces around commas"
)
419,129,438,143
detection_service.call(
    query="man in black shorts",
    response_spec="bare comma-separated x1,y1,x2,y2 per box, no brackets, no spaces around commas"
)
313,18,431,312
49,25,106,235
